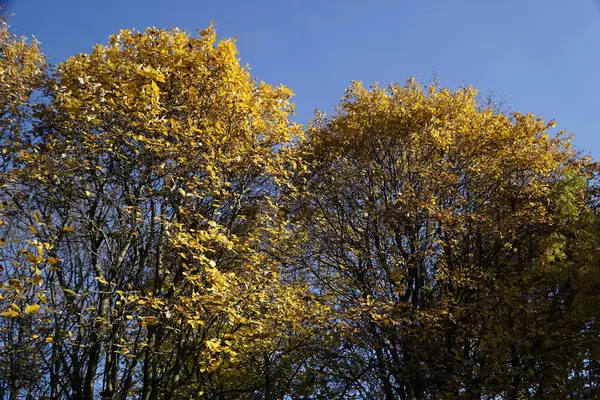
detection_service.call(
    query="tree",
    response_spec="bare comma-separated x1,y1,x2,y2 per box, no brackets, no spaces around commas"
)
1,24,322,399
286,80,600,398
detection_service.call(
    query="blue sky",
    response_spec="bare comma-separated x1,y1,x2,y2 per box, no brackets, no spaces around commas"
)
5,0,600,156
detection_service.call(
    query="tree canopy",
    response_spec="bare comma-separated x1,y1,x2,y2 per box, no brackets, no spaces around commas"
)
0,17,599,399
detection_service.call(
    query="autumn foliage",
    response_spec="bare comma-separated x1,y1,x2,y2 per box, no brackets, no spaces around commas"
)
0,17,599,399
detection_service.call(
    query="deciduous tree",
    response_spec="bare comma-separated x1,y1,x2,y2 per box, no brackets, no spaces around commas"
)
286,80,600,399
1,24,322,399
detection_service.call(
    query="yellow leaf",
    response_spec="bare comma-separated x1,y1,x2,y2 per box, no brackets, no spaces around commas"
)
46,256,59,265
25,304,40,314
1,310,20,318
95,276,108,285
1,304,21,318
151,80,160,95
37,293,48,304
155,73,166,83
32,274,43,286
25,254,43,265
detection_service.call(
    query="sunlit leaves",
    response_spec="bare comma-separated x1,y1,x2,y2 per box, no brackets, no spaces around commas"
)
0,14,44,154
0,13,598,398
287,79,599,398
0,21,313,399
24,303,40,314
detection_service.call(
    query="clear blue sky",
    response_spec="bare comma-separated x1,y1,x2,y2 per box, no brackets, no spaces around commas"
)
5,0,600,156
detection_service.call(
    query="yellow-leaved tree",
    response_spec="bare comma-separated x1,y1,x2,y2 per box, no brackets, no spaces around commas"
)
1,24,325,399
285,80,600,399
